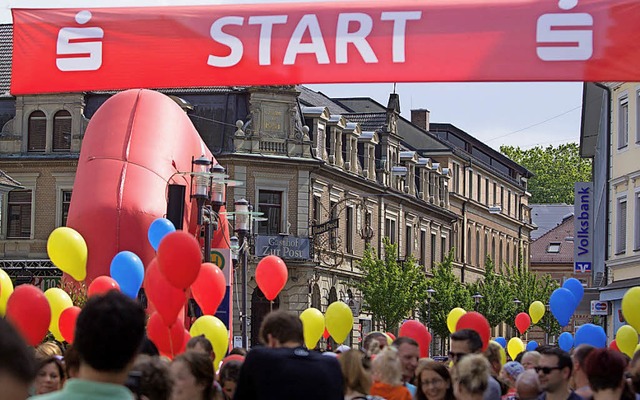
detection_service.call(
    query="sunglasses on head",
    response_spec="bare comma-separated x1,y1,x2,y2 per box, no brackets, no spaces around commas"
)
534,366,562,374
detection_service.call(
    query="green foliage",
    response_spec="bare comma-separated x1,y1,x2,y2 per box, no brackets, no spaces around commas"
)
466,257,514,328
356,239,426,332
503,263,561,336
419,250,471,340
500,143,592,204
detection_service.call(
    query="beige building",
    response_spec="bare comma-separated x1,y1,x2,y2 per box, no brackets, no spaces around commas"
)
597,82,640,335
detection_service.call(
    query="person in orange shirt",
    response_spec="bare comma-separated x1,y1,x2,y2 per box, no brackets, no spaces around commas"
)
369,347,412,400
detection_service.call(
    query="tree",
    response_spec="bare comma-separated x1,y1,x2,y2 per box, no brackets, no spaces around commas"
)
504,263,561,338
356,239,426,332
419,250,471,342
466,257,514,328
500,143,592,204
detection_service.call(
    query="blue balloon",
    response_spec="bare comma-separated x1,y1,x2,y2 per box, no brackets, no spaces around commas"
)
574,323,607,348
558,332,574,351
148,218,176,251
563,278,584,304
526,341,539,351
550,288,577,326
110,251,145,299
494,337,507,348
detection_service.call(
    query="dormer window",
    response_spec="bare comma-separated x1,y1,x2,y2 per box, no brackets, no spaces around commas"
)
547,242,561,253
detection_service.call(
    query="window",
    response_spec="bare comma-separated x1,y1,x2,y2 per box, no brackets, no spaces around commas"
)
500,187,505,211
507,190,512,216
453,163,460,193
405,225,412,257
330,201,337,249
28,110,46,152
312,196,321,224
53,110,72,151
547,242,561,253
484,233,488,264
506,242,511,266
431,232,437,267
7,190,32,239
476,174,481,201
420,230,426,266
468,170,473,199
257,190,282,235
385,218,396,244
61,190,72,226
346,207,354,253
491,237,496,262
441,235,447,261
485,178,489,204
467,228,472,264
619,97,629,149
635,192,640,251
475,231,480,266
493,182,497,205
616,196,627,254
499,240,503,267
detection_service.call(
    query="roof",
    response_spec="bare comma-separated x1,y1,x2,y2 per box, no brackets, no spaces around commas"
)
600,277,640,292
342,112,387,132
530,204,574,240
0,24,12,95
297,86,351,115
530,214,574,264
0,169,22,190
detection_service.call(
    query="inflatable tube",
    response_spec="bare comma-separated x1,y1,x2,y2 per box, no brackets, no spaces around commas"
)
67,89,228,282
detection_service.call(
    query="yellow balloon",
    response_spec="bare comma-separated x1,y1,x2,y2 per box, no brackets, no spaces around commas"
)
447,308,467,333
634,344,640,355
622,287,640,332
190,315,229,370
507,337,525,361
44,288,73,341
616,325,638,358
529,301,545,324
47,227,87,281
300,308,325,349
490,340,507,365
0,268,14,316
325,301,353,344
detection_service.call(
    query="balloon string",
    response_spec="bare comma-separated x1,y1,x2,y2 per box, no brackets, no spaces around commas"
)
270,301,273,312
169,326,174,358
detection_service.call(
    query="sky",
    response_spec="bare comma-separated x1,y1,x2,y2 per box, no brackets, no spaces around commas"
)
2,0,584,151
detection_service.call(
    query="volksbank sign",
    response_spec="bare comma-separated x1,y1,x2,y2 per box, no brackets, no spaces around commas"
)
574,182,593,273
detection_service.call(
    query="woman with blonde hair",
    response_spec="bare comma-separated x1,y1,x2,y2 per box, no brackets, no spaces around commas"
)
452,354,491,400
369,347,412,400
339,349,384,400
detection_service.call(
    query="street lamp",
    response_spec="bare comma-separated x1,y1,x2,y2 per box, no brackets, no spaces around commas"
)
544,303,550,345
426,287,436,356
472,293,483,312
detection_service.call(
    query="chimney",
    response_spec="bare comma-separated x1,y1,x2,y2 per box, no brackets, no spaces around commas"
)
411,109,430,131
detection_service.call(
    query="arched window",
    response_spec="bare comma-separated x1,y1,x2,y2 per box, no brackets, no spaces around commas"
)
484,233,488,264
467,228,472,264
491,237,496,263
506,241,511,267
53,110,72,151
499,239,503,269
28,110,46,152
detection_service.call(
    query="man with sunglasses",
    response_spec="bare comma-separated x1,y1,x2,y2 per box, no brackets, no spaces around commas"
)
449,329,501,400
535,346,583,400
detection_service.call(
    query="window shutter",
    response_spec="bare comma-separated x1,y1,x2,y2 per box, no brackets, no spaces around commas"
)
53,110,72,151
28,111,46,152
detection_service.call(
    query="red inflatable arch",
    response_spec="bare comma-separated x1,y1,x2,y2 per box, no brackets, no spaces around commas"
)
67,89,229,282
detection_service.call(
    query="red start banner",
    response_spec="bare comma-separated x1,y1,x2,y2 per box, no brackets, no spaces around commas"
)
10,0,640,94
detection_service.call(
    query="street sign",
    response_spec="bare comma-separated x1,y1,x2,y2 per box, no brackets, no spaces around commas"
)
312,218,339,235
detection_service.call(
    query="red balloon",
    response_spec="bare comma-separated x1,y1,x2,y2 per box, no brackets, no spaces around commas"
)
59,306,82,343
191,262,226,315
515,312,532,335
88,276,120,297
145,258,186,326
399,320,432,358
386,332,397,341
255,255,288,301
323,327,330,339
179,329,191,354
6,285,51,346
157,231,202,289
610,339,620,352
147,312,185,358
456,311,491,351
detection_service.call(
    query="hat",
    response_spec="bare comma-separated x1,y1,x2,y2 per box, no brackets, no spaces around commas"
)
336,345,351,353
503,361,525,380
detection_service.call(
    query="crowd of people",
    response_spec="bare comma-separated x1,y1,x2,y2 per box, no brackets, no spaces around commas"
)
2,290,640,400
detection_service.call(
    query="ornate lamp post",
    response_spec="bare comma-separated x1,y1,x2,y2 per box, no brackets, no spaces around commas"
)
472,293,483,312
